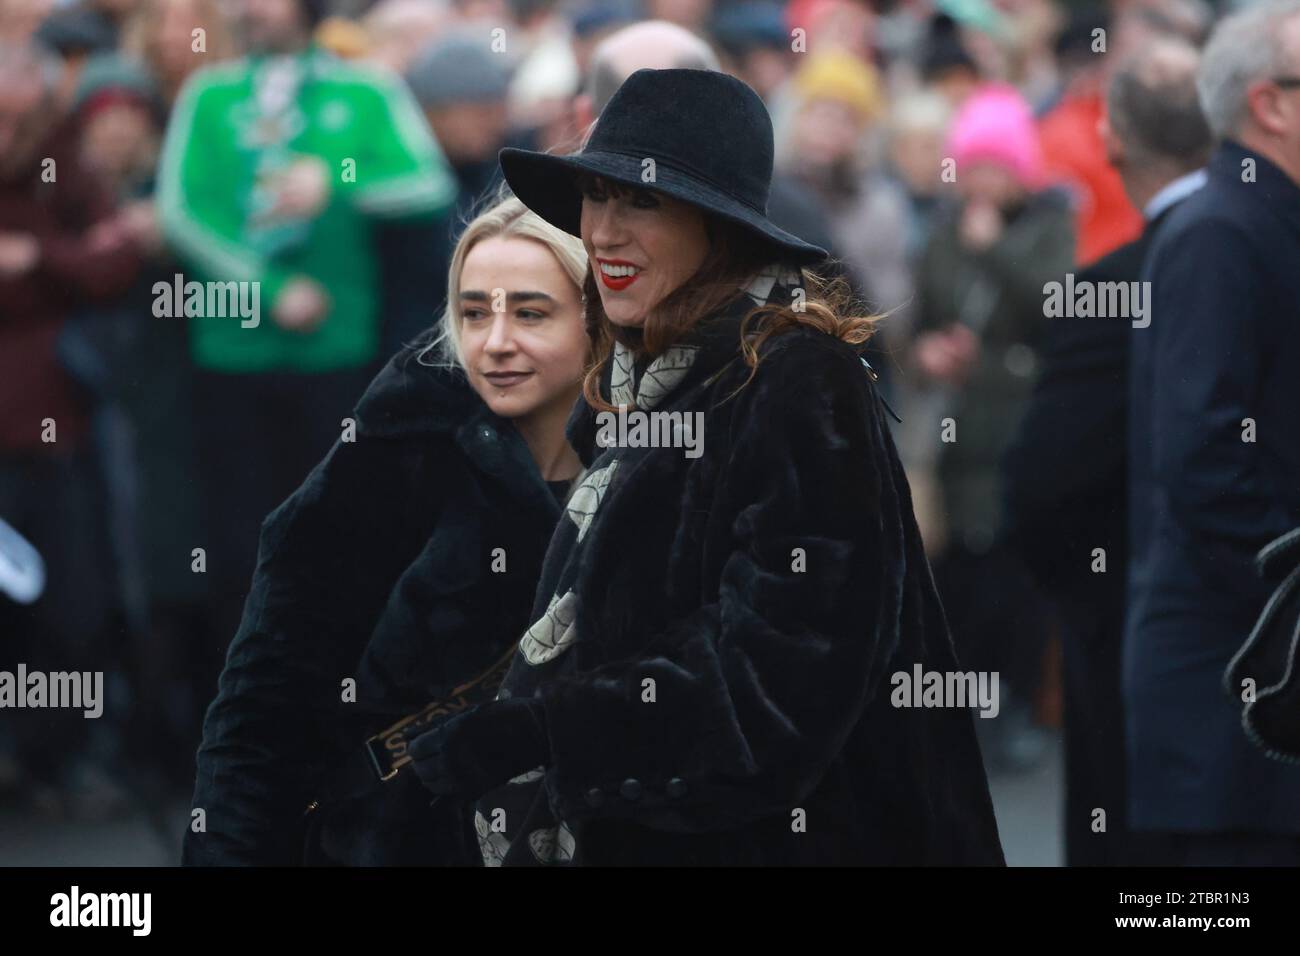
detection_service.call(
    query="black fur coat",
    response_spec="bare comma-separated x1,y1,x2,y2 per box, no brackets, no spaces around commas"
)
183,347,562,865
475,313,1006,866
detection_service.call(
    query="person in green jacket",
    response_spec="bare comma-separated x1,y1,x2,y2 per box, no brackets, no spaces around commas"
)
154,0,458,648
157,2,456,371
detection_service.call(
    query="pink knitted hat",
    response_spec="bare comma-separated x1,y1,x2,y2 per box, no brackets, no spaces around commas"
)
945,84,1046,189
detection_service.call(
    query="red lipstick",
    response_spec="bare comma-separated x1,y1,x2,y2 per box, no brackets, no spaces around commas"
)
597,257,641,291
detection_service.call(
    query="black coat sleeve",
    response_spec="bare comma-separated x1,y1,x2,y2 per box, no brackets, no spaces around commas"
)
1146,218,1288,596
537,336,902,833
1000,267,1129,588
183,432,441,865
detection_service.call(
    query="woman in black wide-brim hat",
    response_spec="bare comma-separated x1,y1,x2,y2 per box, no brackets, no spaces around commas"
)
409,68,1006,865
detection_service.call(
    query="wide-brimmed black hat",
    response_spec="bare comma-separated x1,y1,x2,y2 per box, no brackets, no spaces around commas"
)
499,68,828,264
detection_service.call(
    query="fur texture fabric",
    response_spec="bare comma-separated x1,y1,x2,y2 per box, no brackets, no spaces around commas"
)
184,346,562,866
474,269,1006,866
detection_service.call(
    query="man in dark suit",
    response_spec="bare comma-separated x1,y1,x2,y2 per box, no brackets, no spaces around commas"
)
1002,35,1211,866
1128,1,1300,865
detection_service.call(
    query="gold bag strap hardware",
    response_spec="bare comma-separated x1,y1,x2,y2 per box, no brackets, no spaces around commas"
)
364,644,518,782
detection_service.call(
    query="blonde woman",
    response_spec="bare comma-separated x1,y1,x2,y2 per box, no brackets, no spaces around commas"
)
184,196,590,866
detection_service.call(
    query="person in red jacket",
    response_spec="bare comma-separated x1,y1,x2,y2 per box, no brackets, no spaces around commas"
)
0,40,141,814
1038,8,1143,267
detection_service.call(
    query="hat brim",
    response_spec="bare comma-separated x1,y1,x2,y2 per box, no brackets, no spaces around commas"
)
499,147,828,265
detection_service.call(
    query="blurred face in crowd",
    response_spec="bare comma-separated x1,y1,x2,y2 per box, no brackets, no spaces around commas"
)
79,101,159,189
240,0,308,54
1282,19,1300,159
458,236,587,423
0,73,50,182
151,0,209,87
423,100,508,165
0,0,57,38
453,0,506,20
1254,15,1300,175
646,0,712,32
890,124,947,196
793,97,865,169
958,159,1026,210
364,1,446,75
804,0,876,62
737,47,794,102
578,174,711,329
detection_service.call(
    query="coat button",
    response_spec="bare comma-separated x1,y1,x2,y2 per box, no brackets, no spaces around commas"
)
584,787,604,808
666,777,688,799
619,778,643,801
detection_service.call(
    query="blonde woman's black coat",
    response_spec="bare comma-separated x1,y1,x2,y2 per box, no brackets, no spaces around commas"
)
182,346,563,865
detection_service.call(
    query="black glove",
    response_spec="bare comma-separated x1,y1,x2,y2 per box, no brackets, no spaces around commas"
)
409,697,550,801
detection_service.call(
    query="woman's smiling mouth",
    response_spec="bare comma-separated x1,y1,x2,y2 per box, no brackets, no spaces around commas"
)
597,258,642,290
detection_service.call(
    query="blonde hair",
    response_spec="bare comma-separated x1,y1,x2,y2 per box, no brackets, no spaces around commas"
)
419,192,589,370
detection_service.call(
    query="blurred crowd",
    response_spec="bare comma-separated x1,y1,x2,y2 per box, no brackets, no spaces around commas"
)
3,0,1298,866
